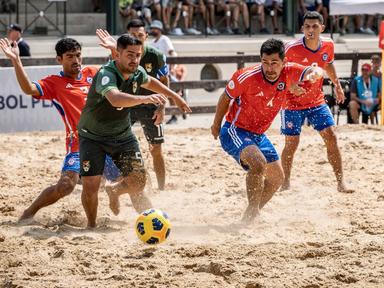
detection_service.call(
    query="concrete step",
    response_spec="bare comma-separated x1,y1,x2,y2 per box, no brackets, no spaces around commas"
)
0,13,106,35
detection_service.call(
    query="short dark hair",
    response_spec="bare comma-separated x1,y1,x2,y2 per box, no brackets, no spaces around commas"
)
8,23,22,33
303,11,324,25
117,34,142,50
260,38,285,60
55,38,81,57
126,19,146,30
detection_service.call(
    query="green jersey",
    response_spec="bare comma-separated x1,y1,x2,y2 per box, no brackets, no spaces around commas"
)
138,45,167,96
78,61,148,141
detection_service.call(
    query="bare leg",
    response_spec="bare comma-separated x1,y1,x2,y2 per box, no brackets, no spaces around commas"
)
349,100,360,124
150,143,165,190
19,171,78,221
281,135,300,191
259,160,284,209
81,175,102,228
319,127,354,193
239,145,267,224
106,171,152,215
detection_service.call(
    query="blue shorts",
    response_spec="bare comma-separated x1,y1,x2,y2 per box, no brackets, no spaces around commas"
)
281,104,335,136
219,122,279,170
62,152,80,173
103,155,122,181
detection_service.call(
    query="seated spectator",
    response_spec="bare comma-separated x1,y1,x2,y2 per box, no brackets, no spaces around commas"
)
371,54,382,79
216,0,235,34
265,0,283,34
298,0,322,28
168,0,184,36
181,0,204,35
246,0,269,34
119,0,136,32
7,24,31,57
150,20,177,56
349,63,381,124
227,0,250,34
205,0,220,35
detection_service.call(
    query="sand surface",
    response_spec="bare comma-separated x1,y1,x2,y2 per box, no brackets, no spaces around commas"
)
1,124,384,287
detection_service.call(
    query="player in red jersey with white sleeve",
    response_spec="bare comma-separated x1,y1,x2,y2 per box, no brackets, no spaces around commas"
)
0,37,98,221
211,38,322,223
281,11,354,193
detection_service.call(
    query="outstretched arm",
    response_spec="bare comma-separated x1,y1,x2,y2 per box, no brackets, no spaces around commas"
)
211,92,231,139
0,38,39,96
96,29,118,59
105,88,167,108
141,76,191,113
324,62,345,104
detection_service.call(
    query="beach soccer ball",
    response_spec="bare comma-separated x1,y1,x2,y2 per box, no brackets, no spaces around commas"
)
135,208,171,244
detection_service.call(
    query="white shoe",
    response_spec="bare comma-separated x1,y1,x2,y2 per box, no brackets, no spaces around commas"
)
186,27,202,35
206,27,214,35
169,27,184,36
212,28,220,35
364,27,375,35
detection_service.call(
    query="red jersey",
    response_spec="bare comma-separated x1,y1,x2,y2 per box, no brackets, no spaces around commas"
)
33,66,98,153
225,63,309,134
284,36,334,110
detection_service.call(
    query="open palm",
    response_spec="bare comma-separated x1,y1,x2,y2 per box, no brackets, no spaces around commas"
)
96,29,116,50
0,38,19,60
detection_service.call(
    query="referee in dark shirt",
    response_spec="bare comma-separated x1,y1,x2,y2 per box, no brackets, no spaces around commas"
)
7,23,31,57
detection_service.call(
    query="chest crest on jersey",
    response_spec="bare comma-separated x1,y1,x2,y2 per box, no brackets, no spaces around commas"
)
322,53,329,61
277,81,286,91
132,81,138,93
145,63,152,73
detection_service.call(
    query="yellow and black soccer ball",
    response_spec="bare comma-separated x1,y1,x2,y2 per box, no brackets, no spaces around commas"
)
135,208,171,245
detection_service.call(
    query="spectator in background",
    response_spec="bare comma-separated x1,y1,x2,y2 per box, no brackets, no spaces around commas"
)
349,63,381,124
7,24,30,57
119,0,135,33
228,0,250,34
168,0,185,35
247,0,269,34
371,54,382,79
298,0,322,28
205,0,220,35
181,0,204,35
265,0,283,34
150,20,177,57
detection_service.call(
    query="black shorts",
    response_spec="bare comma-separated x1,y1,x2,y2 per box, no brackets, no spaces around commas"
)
130,106,164,144
79,135,145,177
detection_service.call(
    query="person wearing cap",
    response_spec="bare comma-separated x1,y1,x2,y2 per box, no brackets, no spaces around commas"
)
349,63,381,124
150,20,177,57
7,23,31,57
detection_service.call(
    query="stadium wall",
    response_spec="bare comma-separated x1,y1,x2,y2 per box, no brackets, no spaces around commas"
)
0,66,64,133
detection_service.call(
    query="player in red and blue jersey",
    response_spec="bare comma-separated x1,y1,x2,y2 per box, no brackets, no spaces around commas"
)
0,37,98,220
211,38,322,223
281,11,354,193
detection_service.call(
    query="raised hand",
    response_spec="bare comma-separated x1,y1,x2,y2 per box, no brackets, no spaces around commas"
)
0,38,19,61
96,29,117,51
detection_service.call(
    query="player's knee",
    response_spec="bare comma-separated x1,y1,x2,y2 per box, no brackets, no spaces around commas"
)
57,178,76,197
124,171,146,192
248,159,266,174
349,100,359,111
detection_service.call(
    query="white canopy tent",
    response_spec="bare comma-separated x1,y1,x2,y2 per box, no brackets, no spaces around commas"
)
330,0,384,15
